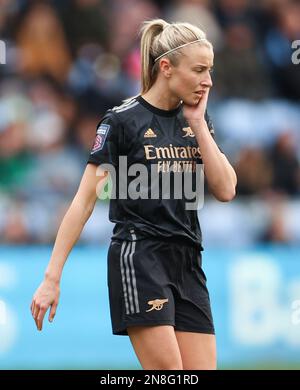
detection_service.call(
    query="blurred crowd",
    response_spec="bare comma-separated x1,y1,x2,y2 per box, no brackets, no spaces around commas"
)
0,0,300,246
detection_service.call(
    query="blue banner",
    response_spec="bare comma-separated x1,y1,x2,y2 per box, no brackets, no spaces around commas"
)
0,245,300,369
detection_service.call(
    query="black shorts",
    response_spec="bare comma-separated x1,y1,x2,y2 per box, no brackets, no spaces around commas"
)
107,237,215,336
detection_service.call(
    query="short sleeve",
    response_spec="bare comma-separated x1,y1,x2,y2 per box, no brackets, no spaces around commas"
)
87,110,121,167
205,110,223,153
204,110,215,138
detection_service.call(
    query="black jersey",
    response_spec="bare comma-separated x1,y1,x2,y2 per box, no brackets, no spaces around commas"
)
87,95,216,248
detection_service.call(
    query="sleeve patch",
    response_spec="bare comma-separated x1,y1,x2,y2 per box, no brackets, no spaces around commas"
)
91,124,111,154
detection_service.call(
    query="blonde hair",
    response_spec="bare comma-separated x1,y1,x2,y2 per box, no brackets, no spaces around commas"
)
139,18,212,94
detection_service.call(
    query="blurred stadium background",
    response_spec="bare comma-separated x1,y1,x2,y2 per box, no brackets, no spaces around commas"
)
0,0,300,370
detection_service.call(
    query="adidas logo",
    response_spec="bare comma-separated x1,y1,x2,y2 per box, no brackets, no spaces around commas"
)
144,128,157,138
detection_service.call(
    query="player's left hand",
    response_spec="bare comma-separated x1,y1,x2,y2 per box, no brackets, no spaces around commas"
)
183,89,210,124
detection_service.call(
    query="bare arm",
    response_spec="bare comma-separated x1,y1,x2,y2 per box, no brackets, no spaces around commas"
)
31,163,108,330
189,118,237,202
183,90,237,202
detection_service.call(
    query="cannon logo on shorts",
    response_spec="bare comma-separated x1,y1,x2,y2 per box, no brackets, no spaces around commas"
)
146,298,169,312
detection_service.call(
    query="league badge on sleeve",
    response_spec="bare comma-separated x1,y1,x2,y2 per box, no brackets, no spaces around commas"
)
91,123,110,154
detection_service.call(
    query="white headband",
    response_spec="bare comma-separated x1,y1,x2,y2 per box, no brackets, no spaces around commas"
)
154,39,206,63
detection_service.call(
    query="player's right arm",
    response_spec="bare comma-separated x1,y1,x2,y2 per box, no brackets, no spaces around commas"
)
30,163,107,331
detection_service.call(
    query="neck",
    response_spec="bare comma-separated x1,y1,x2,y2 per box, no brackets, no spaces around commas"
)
142,83,181,111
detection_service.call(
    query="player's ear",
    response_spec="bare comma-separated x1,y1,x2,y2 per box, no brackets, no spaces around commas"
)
159,58,172,78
